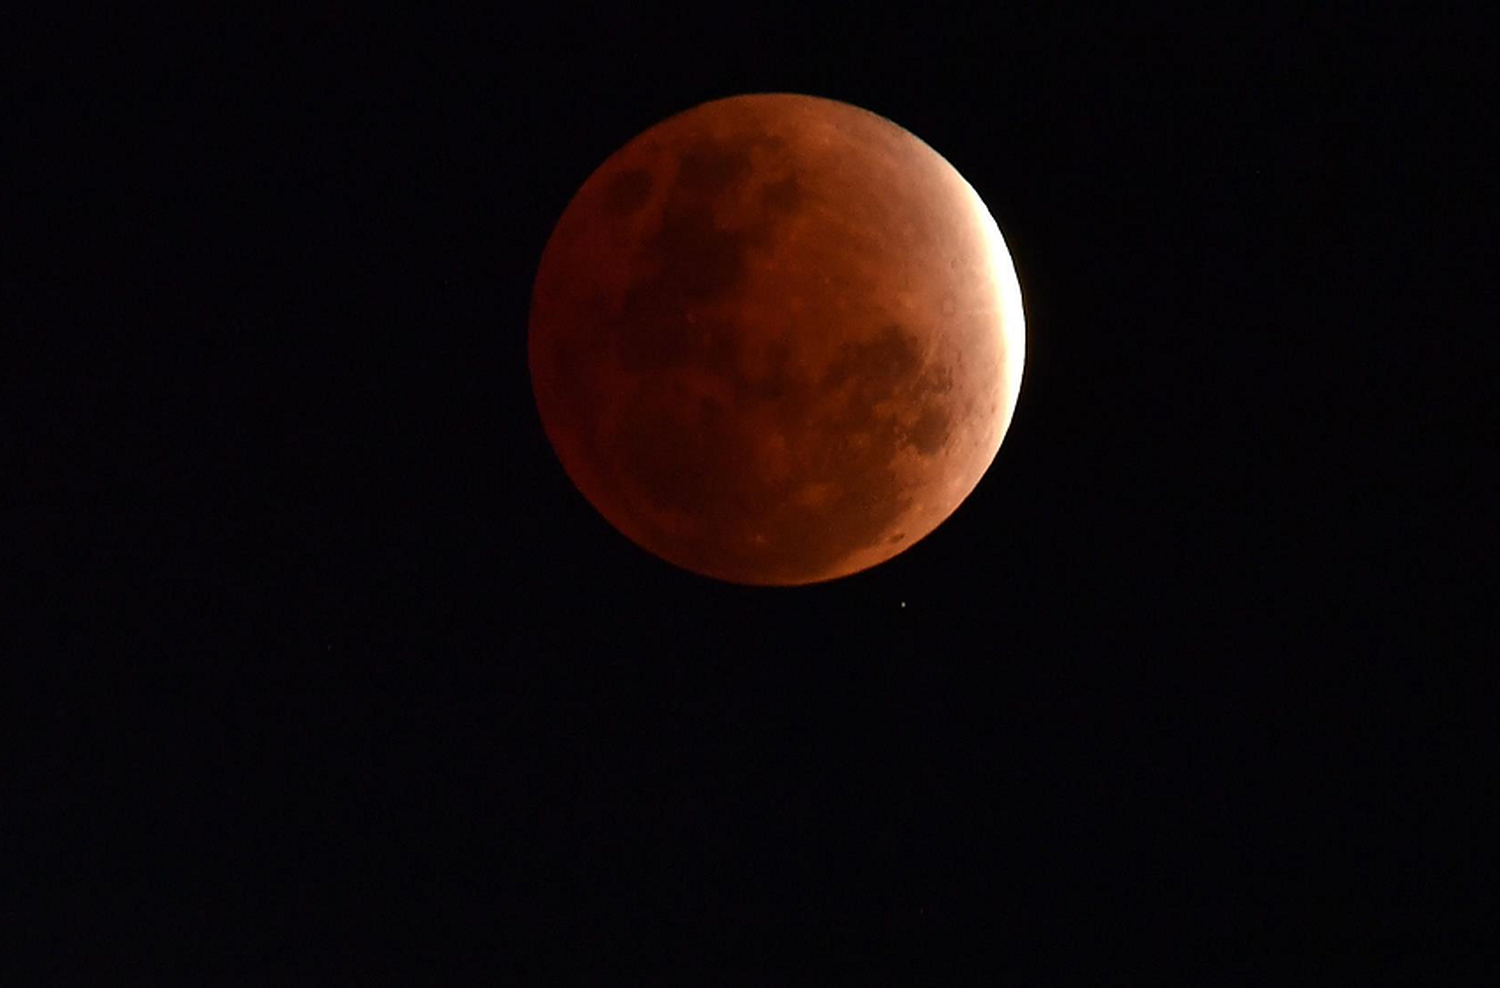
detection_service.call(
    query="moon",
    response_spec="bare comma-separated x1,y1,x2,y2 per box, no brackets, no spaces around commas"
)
529,93,1025,586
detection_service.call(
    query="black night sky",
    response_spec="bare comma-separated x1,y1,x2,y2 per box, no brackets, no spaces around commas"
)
12,7,1492,982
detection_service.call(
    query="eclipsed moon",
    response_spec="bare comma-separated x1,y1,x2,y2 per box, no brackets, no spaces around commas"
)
529,93,1025,586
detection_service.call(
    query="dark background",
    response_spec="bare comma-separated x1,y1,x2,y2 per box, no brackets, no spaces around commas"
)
11,6,1493,982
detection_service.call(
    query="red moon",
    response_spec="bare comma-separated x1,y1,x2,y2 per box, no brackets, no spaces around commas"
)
529,93,1024,586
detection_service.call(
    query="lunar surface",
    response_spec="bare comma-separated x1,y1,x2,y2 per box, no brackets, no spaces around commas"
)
529,93,1024,586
